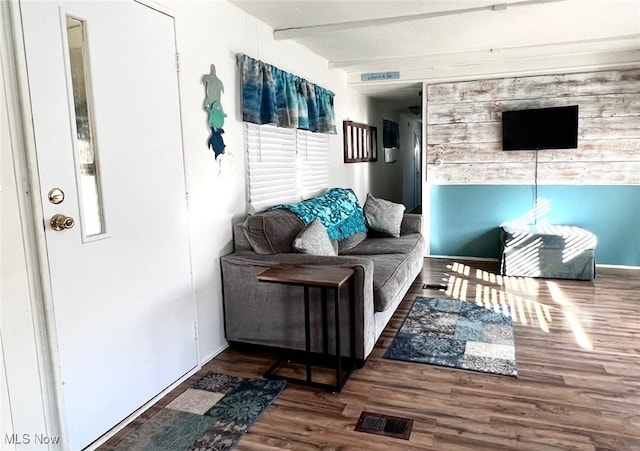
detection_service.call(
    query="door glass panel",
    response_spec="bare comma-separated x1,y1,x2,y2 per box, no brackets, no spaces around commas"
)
66,16,104,236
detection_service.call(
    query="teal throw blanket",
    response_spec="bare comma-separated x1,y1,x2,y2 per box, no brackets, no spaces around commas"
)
274,188,367,241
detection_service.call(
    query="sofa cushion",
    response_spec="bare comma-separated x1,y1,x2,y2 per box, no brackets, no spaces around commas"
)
244,209,304,254
341,234,423,256
363,193,405,237
338,231,367,253
293,218,337,256
369,254,413,312
365,234,424,312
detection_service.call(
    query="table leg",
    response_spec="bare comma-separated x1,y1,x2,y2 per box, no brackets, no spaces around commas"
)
350,277,356,362
334,286,342,392
322,288,328,355
304,285,311,383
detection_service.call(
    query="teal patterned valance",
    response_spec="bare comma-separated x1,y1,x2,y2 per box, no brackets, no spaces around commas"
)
239,54,336,134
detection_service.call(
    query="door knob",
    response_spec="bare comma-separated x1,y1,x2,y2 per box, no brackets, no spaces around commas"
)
50,214,75,231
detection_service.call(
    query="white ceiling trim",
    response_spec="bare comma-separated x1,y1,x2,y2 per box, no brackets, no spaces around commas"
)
347,49,640,88
273,0,568,40
330,34,640,71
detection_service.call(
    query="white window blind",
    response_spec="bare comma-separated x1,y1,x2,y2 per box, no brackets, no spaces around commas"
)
245,123,298,212
245,123,330,212
297,130,330,199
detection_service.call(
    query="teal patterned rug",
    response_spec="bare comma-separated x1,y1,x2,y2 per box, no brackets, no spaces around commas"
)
385,297,518,377
111,372,285,450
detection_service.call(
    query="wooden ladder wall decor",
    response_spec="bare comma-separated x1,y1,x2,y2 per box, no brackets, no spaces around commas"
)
343,121,378,163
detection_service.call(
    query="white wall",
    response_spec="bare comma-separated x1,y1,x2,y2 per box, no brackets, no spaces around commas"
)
363,105,404,203
164,0,378,362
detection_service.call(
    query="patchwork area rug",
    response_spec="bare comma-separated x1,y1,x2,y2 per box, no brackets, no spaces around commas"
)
385,297,518,376
112,372,285,450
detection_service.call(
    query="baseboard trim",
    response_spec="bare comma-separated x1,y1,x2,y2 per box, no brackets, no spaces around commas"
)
596,264,640,270
427,255,639,270
198,343,229,367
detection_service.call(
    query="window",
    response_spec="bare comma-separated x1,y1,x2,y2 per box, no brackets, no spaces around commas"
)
245,123,330,212
65,16,105,237
343,120,377,163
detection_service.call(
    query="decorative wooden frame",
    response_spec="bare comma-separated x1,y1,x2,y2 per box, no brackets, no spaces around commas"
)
343,121,377,163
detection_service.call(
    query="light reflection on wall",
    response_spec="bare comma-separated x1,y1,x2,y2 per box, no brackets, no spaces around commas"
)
509,198,552,226
440,262,592,349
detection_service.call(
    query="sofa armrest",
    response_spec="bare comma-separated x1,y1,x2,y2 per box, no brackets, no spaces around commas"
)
221,251,376,360
401,213,422,235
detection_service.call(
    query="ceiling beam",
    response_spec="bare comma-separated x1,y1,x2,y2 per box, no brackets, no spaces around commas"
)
273,0,568,40
328,34,640,70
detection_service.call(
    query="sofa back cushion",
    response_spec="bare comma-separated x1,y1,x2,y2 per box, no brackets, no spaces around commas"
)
244,209,305,254
233,222,253,251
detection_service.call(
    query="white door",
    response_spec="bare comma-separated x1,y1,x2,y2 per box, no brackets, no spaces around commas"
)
20,1,197,449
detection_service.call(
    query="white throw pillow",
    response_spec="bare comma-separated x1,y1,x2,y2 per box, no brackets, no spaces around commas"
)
293,218,337,256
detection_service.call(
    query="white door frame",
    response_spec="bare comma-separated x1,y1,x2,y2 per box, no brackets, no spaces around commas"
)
421,81,430,255
1,1,65,448
1,1,196,449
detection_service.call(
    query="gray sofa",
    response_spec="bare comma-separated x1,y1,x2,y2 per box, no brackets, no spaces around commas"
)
221,209,425,363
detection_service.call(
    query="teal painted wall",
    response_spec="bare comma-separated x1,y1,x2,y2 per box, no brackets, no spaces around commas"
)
429,185,640,266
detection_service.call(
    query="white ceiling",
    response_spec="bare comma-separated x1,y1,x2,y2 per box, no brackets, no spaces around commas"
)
231,0,640,112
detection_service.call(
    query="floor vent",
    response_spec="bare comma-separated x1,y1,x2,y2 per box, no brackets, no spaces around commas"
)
354,411,413,440
423,283,448,290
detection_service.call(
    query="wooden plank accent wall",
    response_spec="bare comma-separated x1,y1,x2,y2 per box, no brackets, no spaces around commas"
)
426,69,640,185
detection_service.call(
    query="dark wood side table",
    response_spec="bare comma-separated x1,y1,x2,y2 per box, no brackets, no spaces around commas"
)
257,264,356,393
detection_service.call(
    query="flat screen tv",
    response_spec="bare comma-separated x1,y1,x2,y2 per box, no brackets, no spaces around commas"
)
502,105,579,151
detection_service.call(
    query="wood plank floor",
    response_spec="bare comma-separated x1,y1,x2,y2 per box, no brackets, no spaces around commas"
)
101,258,640,450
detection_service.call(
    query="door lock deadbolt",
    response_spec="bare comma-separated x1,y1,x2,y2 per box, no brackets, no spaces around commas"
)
48,188,65,204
